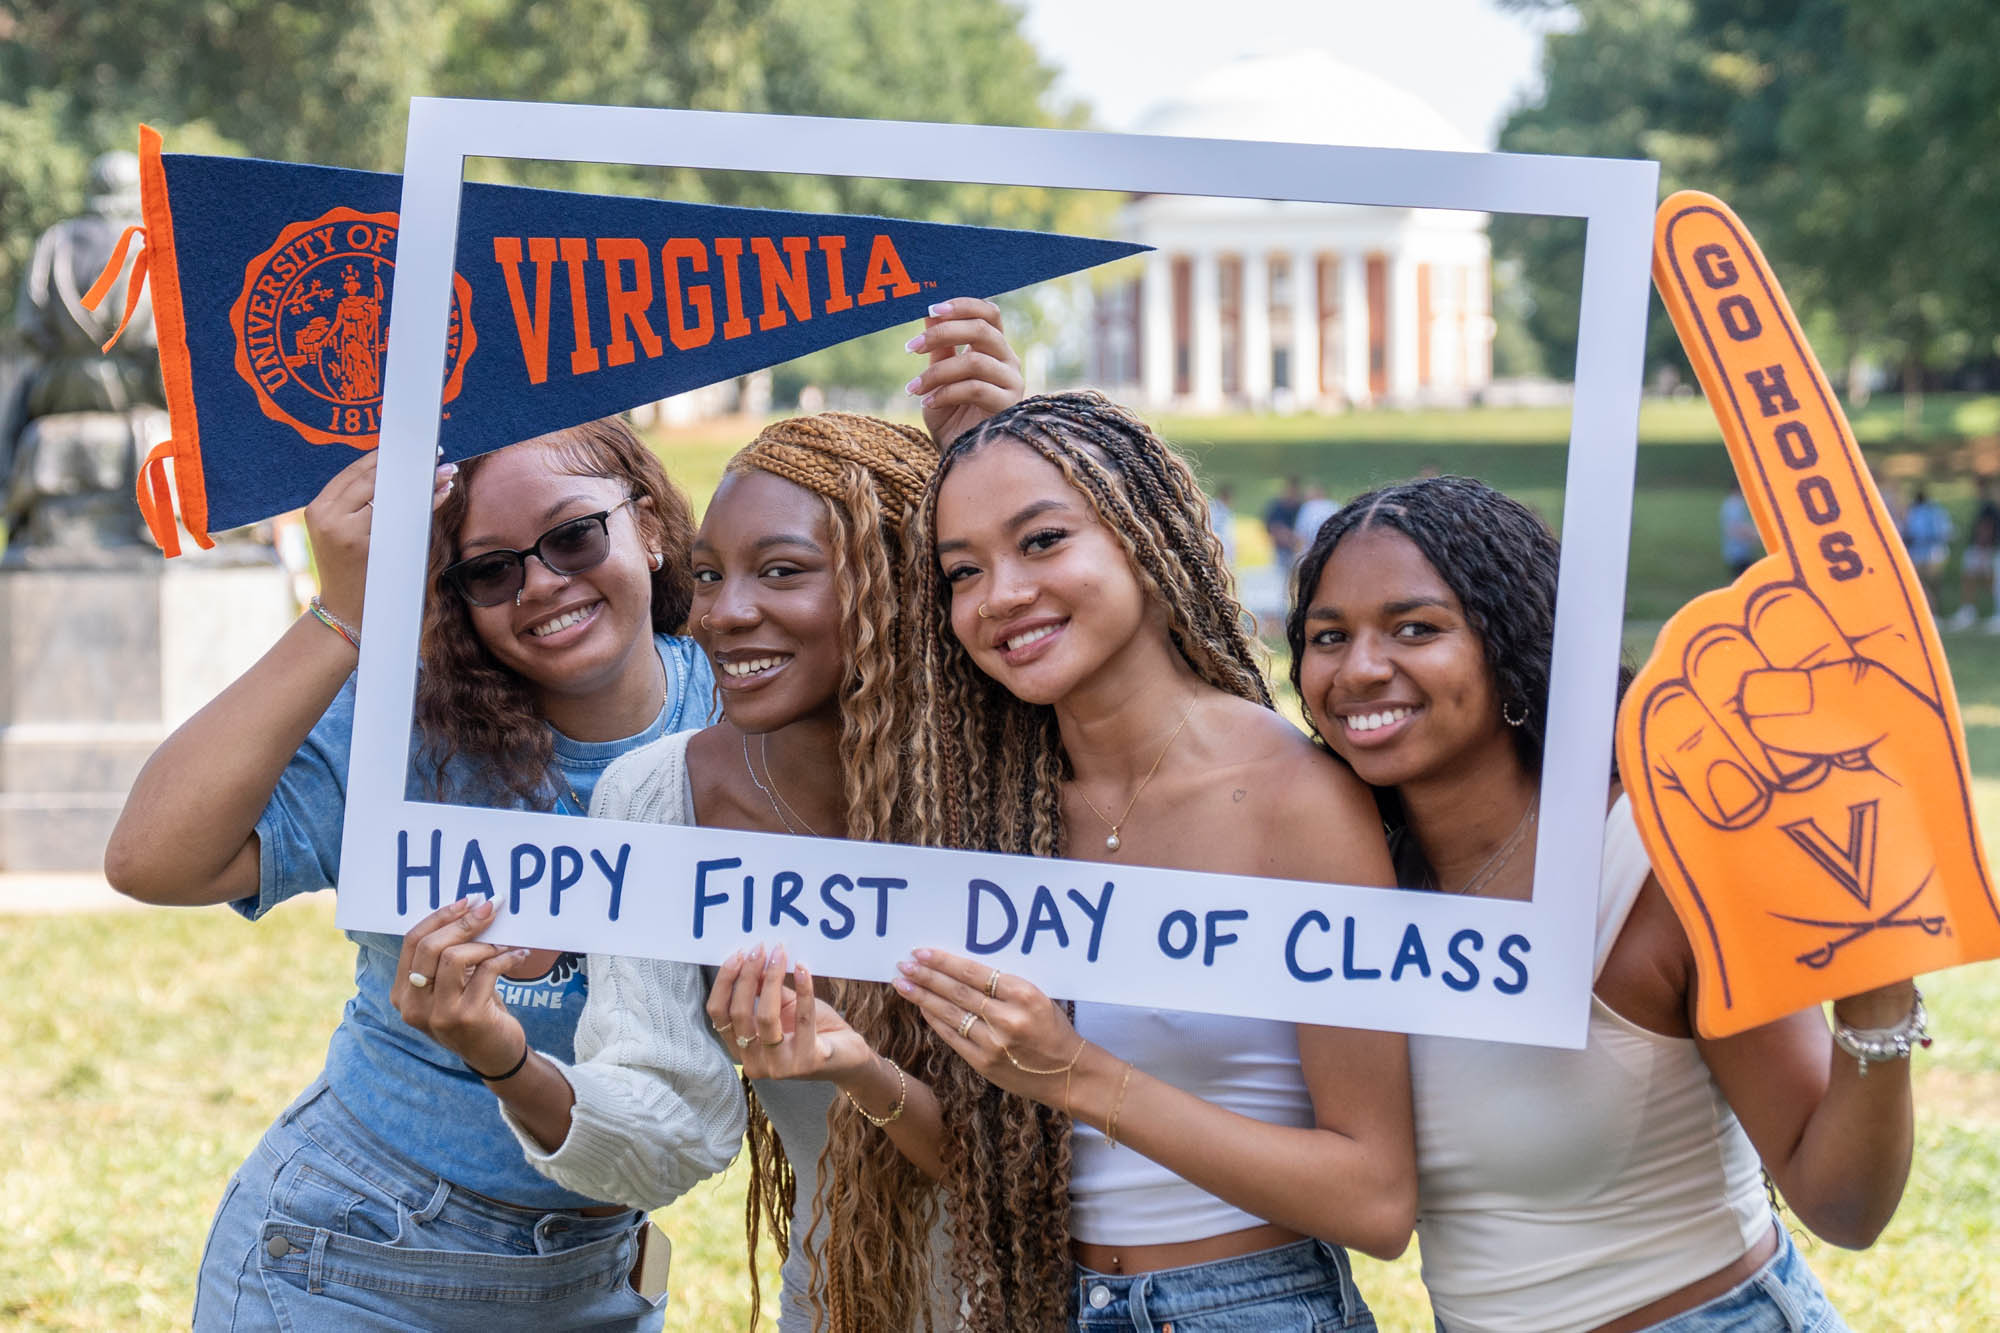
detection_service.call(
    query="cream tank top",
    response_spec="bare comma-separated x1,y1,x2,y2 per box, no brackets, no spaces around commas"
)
1068,1003,1317,1245
1410,796,1772,1333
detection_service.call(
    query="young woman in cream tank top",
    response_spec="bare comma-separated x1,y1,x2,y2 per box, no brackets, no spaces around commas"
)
1288,476,1920,1333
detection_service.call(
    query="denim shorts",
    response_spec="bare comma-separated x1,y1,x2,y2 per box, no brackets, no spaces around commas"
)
193,1077,665,1332
1074,1238,1376,1332
1432,1224,1848,1333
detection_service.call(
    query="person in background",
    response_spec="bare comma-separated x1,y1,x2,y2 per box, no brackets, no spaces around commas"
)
1209,480,1239,571
1901,486,1953,610
1946,474,2000,632
1293,481,1339,560
1263,474,1306,568
1719,486,1757,580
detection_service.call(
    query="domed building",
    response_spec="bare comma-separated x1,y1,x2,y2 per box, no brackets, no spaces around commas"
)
1088,52,1494,412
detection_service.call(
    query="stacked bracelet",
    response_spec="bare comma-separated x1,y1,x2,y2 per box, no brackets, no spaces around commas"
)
843,1059,907,1127
1832,988,1931,1076
308,595,360,649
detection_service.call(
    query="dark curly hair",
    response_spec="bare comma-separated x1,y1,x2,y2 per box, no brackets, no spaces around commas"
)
1284,474,1560,780
414,416,697,805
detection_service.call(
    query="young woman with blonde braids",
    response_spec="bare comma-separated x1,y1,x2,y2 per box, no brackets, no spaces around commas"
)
810,391,1415,1331
398,311,1025,1332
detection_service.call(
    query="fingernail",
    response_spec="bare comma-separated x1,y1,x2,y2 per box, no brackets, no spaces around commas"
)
904,376,923,396
913,948,933,962
893,977,915,995
750,944,766,964
1742,668,1812,718
452,897,472,914
511,948,531,958
1706,760,1764,822
929,302,952,317
772,946,789,972
904,334,925,352
897,960,917,977
471,899,494,918
437,462,459,479
922,393,937,407
725,949,740,967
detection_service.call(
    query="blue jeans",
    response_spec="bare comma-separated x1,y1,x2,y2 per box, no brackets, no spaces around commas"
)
194,1077,666,1331
1074,1239,1375,1331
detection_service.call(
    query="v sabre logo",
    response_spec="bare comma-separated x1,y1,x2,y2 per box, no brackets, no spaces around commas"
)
1780,800,1879,909
87,128,1149,554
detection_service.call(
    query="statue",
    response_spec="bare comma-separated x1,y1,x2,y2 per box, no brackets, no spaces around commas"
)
0,151,170,565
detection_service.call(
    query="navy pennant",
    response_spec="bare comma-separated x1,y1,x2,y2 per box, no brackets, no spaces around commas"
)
101,132,1147,552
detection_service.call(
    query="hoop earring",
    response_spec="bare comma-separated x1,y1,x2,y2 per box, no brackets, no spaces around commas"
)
1503,698,1529,728
977,603,992,620
648,551,664,571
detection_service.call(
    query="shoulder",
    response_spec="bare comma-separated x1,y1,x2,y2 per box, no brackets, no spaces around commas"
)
593,729,697,824
1196,701,1388,883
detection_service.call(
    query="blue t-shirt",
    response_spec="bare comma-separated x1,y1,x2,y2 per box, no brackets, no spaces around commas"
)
240,633,716,1209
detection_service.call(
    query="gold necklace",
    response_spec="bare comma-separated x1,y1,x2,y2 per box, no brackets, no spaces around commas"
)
1448,798,1538,896
1074,695,1199,854
744,733,822,837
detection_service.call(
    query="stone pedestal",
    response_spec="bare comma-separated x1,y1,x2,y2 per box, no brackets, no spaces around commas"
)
0,560,296,871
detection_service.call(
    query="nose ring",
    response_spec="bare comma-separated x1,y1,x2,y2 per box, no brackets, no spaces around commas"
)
514,588,523,608
977,603,992,620
699,613,714,631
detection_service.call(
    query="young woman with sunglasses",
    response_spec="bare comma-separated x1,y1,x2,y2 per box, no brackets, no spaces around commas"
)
1286,477,1914,1333
102,298,1021,1331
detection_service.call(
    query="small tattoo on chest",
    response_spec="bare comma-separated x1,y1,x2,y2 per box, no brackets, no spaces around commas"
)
1232,788,1247,802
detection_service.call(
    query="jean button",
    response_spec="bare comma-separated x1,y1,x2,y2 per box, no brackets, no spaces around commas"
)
265,1234,294,1259
1088,1283,1112,1309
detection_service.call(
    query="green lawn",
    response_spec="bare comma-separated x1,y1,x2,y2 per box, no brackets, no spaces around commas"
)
10,395,2000,1329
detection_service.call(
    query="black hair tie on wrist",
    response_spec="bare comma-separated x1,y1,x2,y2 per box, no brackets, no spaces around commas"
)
466,1042,531,1082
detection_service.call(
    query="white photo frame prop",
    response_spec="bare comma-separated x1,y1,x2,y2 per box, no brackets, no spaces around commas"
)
339,97,1658,1048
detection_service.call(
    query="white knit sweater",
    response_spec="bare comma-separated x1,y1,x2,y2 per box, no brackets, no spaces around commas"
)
498,731,748,1212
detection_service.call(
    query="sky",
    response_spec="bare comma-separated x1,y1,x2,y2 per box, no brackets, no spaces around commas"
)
1014,0,1556,148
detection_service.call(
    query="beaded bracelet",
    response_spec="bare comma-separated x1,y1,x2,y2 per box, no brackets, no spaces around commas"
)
308,595,360,650
843,1058,907,1127
1832,988,1931,1076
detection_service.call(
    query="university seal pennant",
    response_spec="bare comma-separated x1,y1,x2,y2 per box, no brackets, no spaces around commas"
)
87,127,1146,554
1618,191,2000,1037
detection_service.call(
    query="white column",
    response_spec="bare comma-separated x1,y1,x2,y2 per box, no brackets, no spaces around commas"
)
1192,250,1223,411
1141,251,1174,409
1291,249,1320,408
1241,252,1271,409
1340,253,1369,407
1390,254,1422,403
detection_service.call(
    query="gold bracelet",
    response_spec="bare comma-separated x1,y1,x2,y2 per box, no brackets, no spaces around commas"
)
1103,1061,1134,1149
841,1058,907,1127
1003,1034,1088,1079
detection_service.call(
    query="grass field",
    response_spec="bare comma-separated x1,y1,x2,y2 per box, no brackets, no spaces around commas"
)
9,395,2000,1329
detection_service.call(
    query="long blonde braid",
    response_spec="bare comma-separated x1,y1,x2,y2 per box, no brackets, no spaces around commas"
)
721,413,947,1333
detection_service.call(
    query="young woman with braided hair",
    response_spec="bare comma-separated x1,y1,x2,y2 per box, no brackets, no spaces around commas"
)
852,391,1415,1331
396,400,1020,1327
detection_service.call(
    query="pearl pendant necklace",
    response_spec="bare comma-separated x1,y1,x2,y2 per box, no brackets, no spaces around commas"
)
1076,695,1199,855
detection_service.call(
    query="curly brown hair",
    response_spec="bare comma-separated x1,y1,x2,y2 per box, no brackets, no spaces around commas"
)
716,413,947,1333
828,391,1269,1332
413,416,696,805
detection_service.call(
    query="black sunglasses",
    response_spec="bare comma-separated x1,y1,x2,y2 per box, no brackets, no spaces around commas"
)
442,496,641,607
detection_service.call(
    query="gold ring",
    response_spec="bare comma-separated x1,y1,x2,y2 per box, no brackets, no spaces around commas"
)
977,603,992,620
957,1010,979,1039
736,1034,755,1049
407,971,429,989
711,1020,732,1034
985,969,1002,998
760,1036,785,1047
